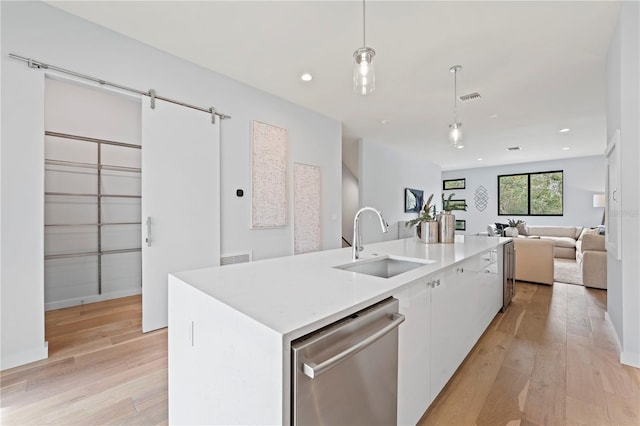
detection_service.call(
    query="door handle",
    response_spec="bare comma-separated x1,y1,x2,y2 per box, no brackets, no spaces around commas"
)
302,313,405,379
145,217,152,247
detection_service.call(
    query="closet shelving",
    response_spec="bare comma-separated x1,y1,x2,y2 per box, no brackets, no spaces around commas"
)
44,130,141,294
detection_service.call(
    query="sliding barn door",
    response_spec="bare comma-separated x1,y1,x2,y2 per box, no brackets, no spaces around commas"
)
141,98,220,332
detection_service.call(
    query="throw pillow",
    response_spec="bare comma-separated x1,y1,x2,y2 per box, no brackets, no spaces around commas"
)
578,227,599,241
495,222,509,232
516,222,528,236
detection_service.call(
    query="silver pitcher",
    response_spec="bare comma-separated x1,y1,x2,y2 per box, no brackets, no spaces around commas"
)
438,212,455,243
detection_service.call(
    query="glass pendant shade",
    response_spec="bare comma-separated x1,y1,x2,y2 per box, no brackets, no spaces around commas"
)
449,122,463,147
353,47,376,95
449,122,462,143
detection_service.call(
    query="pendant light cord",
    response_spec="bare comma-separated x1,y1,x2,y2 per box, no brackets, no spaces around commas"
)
362,0,366,47
453,68,458,123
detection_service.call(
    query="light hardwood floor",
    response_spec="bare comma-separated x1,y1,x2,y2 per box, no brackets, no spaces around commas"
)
1,284,638,425
0,295,167,425
420,282,640,426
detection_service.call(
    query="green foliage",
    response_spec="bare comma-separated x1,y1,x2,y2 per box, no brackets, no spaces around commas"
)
507,218,524,227
441,193,467,212
499,172,563,215
406,194,436,227
499,175,528,215
530,172,563,214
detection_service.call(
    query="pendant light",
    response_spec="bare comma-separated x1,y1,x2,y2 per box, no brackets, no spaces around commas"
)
448,65,464,148
353,0,375,95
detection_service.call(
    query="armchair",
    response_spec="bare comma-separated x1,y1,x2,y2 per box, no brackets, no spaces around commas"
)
581,234,607,289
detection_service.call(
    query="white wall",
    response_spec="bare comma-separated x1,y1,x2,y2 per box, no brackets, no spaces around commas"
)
342,163,359,245
359,139,441,244
1,1,342,369
442,156,606,235
606,0,640,368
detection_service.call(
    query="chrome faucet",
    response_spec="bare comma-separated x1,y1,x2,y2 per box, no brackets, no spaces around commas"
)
352,207,389,261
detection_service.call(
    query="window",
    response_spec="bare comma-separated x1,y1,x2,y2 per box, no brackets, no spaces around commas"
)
498,170,563,216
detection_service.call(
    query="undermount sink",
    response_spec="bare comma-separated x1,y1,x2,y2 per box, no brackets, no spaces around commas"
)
334,255,434,279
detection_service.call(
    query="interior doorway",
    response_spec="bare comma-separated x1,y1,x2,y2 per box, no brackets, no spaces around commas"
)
44,77,142,312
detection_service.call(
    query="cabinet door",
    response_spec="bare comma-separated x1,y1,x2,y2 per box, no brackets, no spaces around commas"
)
396,279,430,425
430,266,468,401
141,98,220,332
468,250,502,343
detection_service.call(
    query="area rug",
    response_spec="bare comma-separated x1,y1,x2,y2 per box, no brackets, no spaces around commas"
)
554,258,583,285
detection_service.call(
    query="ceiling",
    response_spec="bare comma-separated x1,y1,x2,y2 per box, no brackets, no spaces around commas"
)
47,1,620,172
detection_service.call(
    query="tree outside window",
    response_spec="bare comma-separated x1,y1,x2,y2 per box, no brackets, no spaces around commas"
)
498,171,563,216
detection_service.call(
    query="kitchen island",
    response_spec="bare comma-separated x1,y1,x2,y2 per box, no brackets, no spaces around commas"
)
168,235,510,425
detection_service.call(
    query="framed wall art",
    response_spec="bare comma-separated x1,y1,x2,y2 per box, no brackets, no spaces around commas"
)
294,163,322,255
443,178,465,190
251,120,288,228
404,188,424,213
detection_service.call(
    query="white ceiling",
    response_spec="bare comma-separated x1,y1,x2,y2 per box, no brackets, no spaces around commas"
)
47,1,620,172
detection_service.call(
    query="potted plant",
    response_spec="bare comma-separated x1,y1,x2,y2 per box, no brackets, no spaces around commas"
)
439,193,468,243
406,194,439,243
505,219,524,237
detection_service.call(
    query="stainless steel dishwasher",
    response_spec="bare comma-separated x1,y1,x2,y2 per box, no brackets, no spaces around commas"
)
291,297,404,425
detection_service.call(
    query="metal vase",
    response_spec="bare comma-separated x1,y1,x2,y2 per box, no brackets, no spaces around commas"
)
418,221,439,244
438,212,456,243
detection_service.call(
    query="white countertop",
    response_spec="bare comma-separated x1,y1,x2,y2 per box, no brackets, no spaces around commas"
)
171,236,509,339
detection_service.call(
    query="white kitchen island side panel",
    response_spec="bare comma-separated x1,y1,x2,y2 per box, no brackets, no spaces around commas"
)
168,275,283,425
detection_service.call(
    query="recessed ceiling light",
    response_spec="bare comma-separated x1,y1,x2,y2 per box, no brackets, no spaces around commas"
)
559,128,571,133
562,147,570,150
300,73,313,82
456,144,464,149
477,158,483,161
489,114,498,118
379,119,388,125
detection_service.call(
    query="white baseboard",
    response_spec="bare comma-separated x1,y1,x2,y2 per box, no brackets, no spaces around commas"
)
604,311,622,351
620,351,640,368
45,288,141,311
604,312,640,368
1,341,48,371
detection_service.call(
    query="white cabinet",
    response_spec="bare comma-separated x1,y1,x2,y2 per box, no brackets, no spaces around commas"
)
429,265,469,400
471,250,502,341
396,278,431,426
429,250,501,401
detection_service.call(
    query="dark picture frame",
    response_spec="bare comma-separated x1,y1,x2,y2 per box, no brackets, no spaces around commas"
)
404,188,424,213
443,178,466,190
455,220,466,231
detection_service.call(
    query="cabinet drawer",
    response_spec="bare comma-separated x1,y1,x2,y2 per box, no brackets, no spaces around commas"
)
458,250,496,273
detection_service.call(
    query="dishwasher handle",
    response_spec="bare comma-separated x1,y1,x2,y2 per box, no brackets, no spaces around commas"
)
302,312,405,379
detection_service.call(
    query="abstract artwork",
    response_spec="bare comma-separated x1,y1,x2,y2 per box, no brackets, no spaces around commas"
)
474,186,488,212
404,188,424,213
251,120,288,228
294,163,322,254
